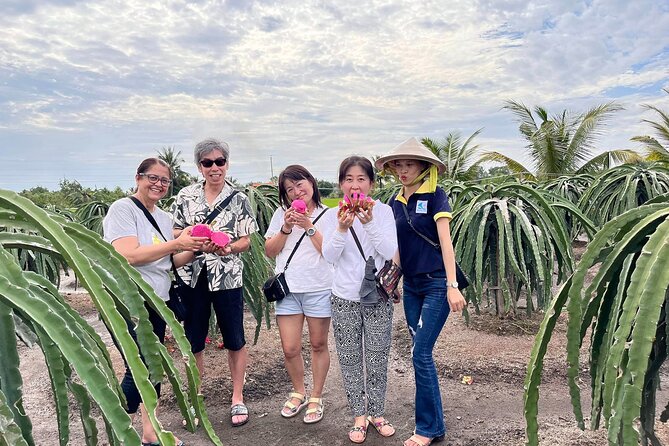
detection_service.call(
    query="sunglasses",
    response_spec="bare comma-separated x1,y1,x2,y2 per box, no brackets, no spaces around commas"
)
139,173,172,186
199,157,227,168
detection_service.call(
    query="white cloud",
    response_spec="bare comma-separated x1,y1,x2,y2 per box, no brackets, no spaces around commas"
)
0,0,668,189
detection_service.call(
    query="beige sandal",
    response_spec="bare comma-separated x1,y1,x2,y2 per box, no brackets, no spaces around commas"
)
367,416,395,437
348,419,369,444
280,392,307,418
303,397,324,424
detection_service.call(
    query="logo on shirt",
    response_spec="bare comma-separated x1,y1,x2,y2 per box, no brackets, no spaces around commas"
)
152,234,161,245
416,200,428,214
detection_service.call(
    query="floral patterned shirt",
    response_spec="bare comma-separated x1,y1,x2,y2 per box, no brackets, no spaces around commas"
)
171,181,258,291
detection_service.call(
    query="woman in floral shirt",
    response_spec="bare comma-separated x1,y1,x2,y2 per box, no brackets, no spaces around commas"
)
171,138,258,427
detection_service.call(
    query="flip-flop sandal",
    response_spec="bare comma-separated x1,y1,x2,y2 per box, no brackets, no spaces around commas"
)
348,420,369,444
281,392,307,418
303,397,324,424
231,403,249,427
366,416,395,437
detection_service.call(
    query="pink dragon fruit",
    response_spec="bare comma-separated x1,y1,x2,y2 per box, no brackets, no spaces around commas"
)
291,199,307,213
210,231,231,248
191,224,212,238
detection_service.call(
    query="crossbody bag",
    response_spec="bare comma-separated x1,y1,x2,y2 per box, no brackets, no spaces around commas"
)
400,202,469,289
349,227,402,303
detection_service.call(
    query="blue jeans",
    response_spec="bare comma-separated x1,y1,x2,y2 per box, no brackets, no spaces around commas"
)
403,272,450,438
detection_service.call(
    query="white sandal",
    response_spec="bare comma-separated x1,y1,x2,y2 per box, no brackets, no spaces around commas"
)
303,397,324,424
281,392,308,418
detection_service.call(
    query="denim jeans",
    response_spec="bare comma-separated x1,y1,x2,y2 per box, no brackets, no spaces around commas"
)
403,271,451,438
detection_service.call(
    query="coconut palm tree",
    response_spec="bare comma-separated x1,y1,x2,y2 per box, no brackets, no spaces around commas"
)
631,88,669,162
480,100,641,180
157,146,197,196
422,129,484,181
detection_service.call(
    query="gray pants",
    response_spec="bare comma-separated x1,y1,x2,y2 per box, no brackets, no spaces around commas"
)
331,294,394,417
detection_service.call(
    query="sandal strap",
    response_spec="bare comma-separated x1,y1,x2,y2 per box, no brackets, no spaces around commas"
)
406,435,428,446
307,397,322,404
349,425,367,433
289,392,305,401
305,407,323,415
284,401,298,410
231,404,248,416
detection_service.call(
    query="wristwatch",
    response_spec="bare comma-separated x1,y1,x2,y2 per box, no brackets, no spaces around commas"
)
445,281,459,288
306,227,317,237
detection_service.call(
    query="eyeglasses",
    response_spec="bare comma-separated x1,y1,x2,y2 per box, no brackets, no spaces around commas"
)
199,157,227,168
139,173,172,186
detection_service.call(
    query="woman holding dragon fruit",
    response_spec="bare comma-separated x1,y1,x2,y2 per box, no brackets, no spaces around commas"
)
103,157,208,446
264,165,333,424
322,156,399,443
171,138,258,427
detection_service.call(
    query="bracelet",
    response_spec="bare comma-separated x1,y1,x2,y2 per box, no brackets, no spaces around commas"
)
280,225,292,235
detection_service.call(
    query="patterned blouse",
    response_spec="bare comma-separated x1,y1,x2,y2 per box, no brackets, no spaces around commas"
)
171,181,258,291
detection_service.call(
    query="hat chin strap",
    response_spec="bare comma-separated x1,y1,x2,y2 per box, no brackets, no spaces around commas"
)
406,165,438,192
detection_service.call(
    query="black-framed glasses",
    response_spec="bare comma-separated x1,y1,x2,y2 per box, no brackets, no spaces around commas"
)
139,173,172,186
200,157,227,168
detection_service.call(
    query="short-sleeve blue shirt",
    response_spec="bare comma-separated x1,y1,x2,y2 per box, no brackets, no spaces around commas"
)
390,183,453,277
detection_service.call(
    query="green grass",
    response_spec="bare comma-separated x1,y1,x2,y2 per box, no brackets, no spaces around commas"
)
322,198,341,208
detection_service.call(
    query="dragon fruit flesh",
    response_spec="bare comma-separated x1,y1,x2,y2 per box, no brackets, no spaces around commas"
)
210,231,231,248
191,224,212,238
291,199,307,213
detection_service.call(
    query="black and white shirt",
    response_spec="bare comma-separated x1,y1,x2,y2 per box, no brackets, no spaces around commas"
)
171,181,258,291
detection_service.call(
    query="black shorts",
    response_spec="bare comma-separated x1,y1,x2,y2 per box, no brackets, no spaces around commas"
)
184,268,246,353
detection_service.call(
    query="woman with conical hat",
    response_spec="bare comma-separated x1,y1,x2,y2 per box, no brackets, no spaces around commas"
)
376,137,466,446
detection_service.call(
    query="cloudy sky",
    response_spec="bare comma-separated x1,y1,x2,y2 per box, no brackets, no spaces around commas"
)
1,0,668,191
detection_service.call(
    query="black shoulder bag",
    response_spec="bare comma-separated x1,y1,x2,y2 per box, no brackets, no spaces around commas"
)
262,208,328,303
349,227,402,304
400,203,469,289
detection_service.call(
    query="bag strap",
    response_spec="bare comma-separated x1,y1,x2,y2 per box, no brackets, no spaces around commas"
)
283,208,328,272
202,190,239,224
401,203,440,250
129,196,168,241
348,227,367,261
128,196,184,283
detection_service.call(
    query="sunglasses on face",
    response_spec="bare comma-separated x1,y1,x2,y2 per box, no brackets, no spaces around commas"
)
199,157,227,168
139,173,172,186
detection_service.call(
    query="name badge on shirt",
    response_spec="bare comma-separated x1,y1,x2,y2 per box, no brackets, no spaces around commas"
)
416,200,428,214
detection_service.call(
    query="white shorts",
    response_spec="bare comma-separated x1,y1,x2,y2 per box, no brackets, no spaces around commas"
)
275,289,332,318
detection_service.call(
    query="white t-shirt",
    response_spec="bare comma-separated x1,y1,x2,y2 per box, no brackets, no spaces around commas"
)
321,201,398,302
103,197,173,301
264,205,333,293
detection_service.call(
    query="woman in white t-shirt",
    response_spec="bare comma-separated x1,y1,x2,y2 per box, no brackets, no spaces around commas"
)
264,165,333,424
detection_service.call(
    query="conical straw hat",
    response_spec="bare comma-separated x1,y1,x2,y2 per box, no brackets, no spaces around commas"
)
375,137,446,174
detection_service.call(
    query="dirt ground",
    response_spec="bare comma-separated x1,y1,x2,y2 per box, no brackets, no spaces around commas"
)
19,258,669,445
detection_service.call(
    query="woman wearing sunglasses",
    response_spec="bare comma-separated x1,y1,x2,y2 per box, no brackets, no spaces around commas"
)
103,157,207,446
171,138,259,427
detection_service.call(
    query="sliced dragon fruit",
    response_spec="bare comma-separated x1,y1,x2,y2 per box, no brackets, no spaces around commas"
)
192,224,212,238
291,199,307,213
210,231,231,248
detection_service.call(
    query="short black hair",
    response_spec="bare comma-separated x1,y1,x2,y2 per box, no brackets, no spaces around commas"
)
338,156,375,184
277,165,322,209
